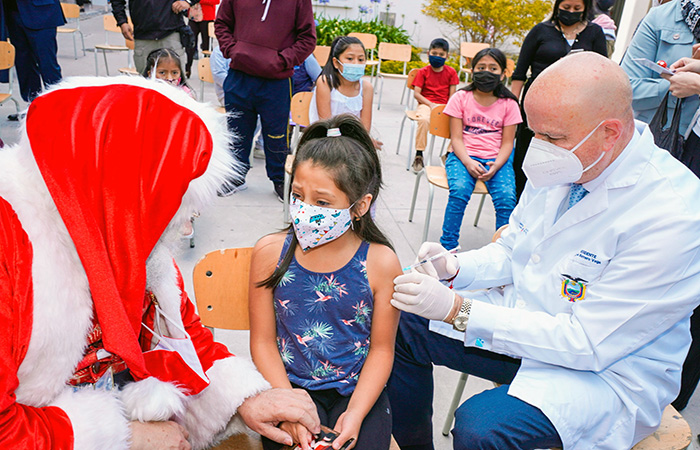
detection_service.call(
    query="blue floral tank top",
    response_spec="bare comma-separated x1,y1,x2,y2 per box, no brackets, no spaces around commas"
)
274,233,373,396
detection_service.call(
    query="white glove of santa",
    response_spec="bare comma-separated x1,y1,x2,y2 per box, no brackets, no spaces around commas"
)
392,272,456,321
414,242,459,280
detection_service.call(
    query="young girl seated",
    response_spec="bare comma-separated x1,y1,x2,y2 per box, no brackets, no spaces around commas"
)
309,37,375,138
249,114,401,450
440,48,522,250
142,47,196,100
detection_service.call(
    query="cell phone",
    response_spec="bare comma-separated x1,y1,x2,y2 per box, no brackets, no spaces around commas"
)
632,57,674,75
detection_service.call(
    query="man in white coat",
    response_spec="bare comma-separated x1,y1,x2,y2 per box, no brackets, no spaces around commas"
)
389,52,700,450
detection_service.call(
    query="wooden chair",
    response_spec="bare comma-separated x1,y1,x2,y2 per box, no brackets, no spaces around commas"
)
408,104,490,242
94,15,133,76
348,32,379,78
313,45,331,66
198,57,215,101
117,39,139,75
0,42,20,115
194,248,402,450
375,42,412,110
283,91,314,221
394,68,421,170
58,3,85,59
458,42,490,81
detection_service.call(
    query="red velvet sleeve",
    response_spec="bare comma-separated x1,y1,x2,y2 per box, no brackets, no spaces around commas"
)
0,198,74,449
174,265,233,373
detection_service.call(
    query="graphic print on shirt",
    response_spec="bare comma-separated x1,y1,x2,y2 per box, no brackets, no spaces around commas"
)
463,114,502,136
274,235,373,394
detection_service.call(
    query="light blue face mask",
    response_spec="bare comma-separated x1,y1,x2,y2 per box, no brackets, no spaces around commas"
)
338,61,366,82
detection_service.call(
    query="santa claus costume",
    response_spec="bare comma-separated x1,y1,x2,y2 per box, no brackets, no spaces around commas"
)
0,76,270,449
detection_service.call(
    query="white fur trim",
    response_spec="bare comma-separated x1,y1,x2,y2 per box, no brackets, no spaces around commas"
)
51,387,130,450
178,357,271,450
0,144,94,407
120,377,186,422
146,247,187,339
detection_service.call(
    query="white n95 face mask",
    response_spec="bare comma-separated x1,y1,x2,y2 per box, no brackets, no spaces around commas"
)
522,121,606,188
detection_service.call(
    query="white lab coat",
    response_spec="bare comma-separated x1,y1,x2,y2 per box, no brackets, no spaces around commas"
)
430,122,700,450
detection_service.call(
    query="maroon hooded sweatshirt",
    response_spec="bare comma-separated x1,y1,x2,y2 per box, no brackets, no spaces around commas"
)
214,0,316,80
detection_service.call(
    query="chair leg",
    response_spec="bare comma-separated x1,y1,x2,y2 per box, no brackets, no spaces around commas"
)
9,97,19,114
408,170,423,222
189,217,195,248
72,34,78,60
377,76,384,110
93,49,99,76
103,50,110,75
400,85,406,105
442,373,469,436
80,31,86,57
396,114,407,155
406,120,416,171
473,194,487,227
422,182,435,242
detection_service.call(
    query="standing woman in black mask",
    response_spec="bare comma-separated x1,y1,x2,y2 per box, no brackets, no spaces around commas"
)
440,48,523,250
510,0,607,198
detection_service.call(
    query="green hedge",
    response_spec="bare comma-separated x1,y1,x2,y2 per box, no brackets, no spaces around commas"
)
315,15,411,46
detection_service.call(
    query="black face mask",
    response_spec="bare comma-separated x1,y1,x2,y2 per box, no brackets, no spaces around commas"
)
472,71,501,93
558,9,583,26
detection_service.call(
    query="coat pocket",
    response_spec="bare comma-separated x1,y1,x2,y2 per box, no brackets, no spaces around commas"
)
229,41,285,78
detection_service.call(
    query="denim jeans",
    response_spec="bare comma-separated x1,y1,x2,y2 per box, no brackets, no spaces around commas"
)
440,153,516,250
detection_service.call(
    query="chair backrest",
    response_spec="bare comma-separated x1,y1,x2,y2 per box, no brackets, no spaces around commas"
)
348,32,377,50
290,91,313,127
208,21,215,38
406,67,420,90
193,247,254,330
61,3,80,19
313,45,331,66
0,41,15,71
429,104,450,140
103,14,123,33
125,38,134,50
377,42,412,62
459,42,490,67
199,57,214,83
504,58,515,78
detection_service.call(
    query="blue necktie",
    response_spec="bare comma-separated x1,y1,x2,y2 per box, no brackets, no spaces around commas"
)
567,184,588,210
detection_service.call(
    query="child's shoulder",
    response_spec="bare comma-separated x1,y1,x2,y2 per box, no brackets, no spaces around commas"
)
253,231,288,258
361,78,374,93
366,242,402,279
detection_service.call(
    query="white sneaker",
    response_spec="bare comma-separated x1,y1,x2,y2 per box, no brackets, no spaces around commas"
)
253,146,265,160
217,181,248,197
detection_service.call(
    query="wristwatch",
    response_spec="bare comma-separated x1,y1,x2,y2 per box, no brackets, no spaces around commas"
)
452,297,472,332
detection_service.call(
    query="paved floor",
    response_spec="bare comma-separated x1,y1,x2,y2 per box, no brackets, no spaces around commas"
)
5,8,700,449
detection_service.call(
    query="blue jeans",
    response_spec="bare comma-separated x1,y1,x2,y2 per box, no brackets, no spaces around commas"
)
224,69,291,184
440,153,516,250
387,313,562,450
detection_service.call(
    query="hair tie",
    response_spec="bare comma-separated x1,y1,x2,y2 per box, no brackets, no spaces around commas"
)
327,128,342,137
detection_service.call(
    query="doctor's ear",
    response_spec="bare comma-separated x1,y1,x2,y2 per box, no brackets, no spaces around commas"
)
352,193,373,219
601,119,623,152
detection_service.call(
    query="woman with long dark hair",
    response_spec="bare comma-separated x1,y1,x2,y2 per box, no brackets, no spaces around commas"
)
511,0,607,198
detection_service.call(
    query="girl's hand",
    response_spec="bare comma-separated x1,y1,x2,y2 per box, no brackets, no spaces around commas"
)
464,158,486,178
279,422,314,450
478,161,500,181
332,410,362,450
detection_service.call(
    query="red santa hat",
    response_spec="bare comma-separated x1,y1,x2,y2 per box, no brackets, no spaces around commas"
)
25,77,236,381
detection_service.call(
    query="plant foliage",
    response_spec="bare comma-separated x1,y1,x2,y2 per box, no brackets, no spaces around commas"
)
314,15,411,46
422,0,551,47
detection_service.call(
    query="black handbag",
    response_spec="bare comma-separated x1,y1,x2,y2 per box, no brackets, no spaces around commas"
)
178,24,196,51
649,92,685,159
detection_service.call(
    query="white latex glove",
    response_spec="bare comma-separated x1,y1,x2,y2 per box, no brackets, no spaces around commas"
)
414,242,459,280
392,272,456,321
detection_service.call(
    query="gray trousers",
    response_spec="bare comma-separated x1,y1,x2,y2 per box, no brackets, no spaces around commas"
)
134,32,184,74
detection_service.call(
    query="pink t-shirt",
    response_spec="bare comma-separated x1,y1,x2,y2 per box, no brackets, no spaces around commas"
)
443,90,522,159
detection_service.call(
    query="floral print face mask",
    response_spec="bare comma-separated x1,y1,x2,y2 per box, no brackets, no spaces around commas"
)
290,197,354,251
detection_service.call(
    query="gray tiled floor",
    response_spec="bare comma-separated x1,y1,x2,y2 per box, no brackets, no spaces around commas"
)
5,9,699,449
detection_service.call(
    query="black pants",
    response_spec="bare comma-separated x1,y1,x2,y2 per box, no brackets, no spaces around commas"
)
513,80,533,200
185,20,211,73
672,131,700,410
262,387,392,450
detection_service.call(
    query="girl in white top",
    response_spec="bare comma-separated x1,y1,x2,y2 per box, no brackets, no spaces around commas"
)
309,36,374,133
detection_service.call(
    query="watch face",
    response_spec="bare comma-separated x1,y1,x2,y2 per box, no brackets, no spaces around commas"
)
454,315,467,332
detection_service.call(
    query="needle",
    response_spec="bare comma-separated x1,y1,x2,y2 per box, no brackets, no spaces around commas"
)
402,245,461,272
